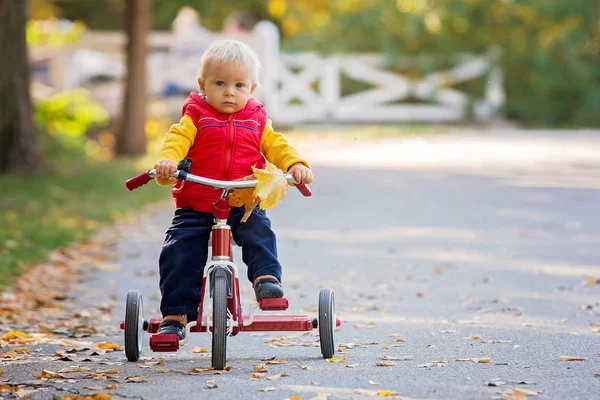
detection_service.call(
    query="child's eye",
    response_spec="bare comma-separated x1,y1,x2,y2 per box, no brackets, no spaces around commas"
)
216,81,224,86
236,83,245,88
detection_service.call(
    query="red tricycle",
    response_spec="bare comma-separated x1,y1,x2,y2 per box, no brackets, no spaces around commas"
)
121,167,340,369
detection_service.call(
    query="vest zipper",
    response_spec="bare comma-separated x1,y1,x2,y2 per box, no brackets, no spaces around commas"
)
224,114,236,180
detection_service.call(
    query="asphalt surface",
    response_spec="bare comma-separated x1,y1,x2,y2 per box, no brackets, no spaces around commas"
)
3,131,600,399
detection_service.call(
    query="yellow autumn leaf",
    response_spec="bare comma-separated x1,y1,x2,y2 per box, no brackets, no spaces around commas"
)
1,331,27,341
327,356,346,363
560,355,587,361
470,358,491,363
96,342,121,350
378,391,400,396
192,347,209,353
228,163,288,222
61,394,114,400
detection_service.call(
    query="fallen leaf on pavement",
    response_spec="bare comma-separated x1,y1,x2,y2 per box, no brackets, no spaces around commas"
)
470,358,491,363
207,379,218,389
251,372,265,379
376,361,395,367
96,369,119,374
61,394,114,400
511,387,543,396
369,380,379,385
259,386,276,392
266,372,289,380
265,359,287,365
378,391,400,396
192,347,209,353
560,356,586,361
346,363,359,368
124,376,149,383
381,355,413,361
327,356,346,363
295,364,310,370
96,342,121,351
253,364,268,372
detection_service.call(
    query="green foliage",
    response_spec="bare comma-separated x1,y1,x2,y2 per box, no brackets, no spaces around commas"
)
34,89,110,159
35,0,600,127
0,158,170,288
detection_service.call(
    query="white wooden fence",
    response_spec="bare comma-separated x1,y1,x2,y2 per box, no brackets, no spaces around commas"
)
31,21,504,124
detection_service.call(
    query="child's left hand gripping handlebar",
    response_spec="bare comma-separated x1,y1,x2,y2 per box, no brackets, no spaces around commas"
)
125,169,312,197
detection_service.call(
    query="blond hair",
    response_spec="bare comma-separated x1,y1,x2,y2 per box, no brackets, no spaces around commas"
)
197,39,261,84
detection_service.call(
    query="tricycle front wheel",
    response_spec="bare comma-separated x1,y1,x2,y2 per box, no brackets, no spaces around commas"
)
124,290,144,362
211,275,228,370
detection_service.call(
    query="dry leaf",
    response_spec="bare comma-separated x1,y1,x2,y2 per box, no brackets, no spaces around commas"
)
228,164,288,222
559,356,587,361
376,361,396,367
124,376,149,383
512,388,543,396
327,356,345,363
259,386,276,392
381,355,413,361
192,347,209,353
207,379,218,389
265,359,287,365
369,380,379,385
378,391,400,397
96,369,119,374
251,372,265,379
266,372,289,380
295,364,310,370
253,364,268,372
96,342,121,351
346,363,359,368
470,358,491,363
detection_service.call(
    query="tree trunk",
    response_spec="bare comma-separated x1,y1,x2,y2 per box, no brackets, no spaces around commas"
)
0,0,40,174
116,0,150,155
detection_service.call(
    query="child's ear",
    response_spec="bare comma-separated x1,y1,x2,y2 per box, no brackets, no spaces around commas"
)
250,82,257,95
198,78,205,95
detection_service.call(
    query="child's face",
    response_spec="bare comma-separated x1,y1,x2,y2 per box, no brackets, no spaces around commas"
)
199,61,256,114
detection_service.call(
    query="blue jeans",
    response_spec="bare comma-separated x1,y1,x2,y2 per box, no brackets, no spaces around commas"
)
158,207,281,319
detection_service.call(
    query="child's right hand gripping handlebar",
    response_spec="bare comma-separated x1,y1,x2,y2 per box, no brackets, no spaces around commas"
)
125,169,312,196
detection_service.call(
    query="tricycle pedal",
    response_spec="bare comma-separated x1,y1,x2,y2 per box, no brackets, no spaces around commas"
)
149,334,179,352
259,297,289,311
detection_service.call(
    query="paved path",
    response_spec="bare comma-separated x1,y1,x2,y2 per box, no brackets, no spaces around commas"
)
2,130,600,399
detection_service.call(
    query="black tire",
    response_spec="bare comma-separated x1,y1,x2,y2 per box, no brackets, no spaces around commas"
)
124,290,144,362
318,288,335,359
211,275,228,370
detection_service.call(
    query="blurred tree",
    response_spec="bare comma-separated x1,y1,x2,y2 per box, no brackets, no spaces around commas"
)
0,0,40,174
116,0,150,155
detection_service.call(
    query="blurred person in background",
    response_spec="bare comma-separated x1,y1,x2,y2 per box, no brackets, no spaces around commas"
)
163,6,211,96
223,12,257,35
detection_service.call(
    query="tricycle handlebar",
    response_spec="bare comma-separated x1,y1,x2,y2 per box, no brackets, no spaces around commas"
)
125,169,312,197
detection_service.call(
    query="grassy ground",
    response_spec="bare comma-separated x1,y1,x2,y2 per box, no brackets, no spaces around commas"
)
0,157,170,288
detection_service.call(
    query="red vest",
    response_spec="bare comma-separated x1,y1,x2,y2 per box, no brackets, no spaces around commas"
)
172,92,268,213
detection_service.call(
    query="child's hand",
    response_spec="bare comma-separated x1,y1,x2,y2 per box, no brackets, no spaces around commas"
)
288,163,314,184
155,159,178,181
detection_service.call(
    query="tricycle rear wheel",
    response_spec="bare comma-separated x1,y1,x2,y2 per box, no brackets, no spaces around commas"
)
211,275,228,370
318,288,336,358
124,290,144,362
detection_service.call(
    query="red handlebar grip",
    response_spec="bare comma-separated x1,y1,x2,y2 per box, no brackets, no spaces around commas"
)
295,182,312,197
125,170,154,191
